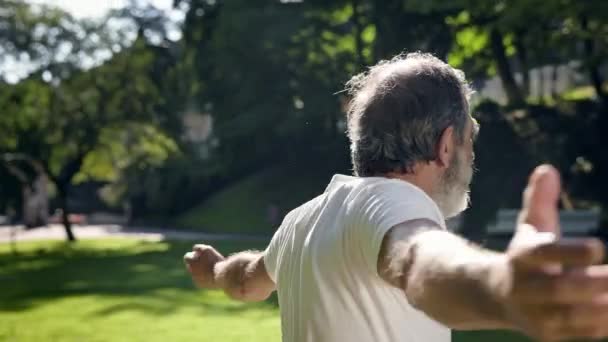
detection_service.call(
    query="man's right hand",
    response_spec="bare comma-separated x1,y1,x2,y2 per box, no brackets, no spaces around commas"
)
500,165,608,341
184,244,225,289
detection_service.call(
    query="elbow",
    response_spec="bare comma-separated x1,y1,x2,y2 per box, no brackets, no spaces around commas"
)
226,283,272,302
224,268,272,302
241,289,273,302
217,252,275,302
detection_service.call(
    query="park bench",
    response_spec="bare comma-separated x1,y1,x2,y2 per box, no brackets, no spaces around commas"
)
486,209,601,237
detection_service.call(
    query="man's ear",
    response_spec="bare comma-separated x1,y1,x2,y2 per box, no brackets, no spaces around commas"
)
436,126,455,168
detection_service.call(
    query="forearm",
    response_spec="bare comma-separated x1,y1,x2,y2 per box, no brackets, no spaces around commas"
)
403,230,514,330
213,250,275,302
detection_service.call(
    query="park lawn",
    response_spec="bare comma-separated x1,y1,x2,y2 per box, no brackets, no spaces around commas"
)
0,238,533,342
0,238,281,342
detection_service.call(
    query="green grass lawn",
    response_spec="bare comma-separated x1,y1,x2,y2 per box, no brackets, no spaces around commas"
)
0,238,534,342
0,238,281,342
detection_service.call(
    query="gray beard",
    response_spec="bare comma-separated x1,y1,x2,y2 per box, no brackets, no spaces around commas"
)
433,151,473,219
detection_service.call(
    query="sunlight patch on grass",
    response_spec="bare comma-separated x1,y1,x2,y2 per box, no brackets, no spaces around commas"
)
1,238,535,342
0,238,280,342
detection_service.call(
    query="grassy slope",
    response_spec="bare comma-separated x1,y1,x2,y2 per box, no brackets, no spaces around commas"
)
0,238,535,342
175,164,333,234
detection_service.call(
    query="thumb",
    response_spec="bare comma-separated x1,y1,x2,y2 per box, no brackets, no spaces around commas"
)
517,164,561,236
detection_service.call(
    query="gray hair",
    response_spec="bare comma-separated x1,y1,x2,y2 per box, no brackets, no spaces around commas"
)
345,52,473,177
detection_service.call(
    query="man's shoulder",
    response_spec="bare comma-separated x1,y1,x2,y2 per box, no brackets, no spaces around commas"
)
321,174,437,213
348,178,446,229
283,193,327,225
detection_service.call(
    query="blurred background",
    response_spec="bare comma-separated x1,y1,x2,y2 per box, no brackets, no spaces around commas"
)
0,0,606,341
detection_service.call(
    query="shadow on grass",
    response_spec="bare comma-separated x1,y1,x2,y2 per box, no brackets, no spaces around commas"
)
0,238,544,342
0,239,279,315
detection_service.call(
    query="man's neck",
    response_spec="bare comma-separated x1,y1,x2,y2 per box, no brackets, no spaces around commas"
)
384,164,439,199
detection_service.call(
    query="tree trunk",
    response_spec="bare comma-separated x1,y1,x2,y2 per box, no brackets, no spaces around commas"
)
490,28,525,107
371,0,385,61
514,31,530,95
57,183,76,242
581,15,607,107
351,0,365,69
588,62,606,105
51,152,88,242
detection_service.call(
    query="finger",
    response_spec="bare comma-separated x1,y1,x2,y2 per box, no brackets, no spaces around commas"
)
193,244,210,252
517,164,561,235
184,251,199,261
547,302,608,339
183,252,197,272
516,238,604,267
193,244,222,256
518,265,608,303
509,226,557,252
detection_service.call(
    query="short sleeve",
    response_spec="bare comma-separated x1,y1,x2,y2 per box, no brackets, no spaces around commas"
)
264,209,297,283
351,181,445,275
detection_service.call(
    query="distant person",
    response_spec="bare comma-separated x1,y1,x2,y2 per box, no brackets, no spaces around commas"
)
184,53,608,341
6,205,17,225
266,202,281,228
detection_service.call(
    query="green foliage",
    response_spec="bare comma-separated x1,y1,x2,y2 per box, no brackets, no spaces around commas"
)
561,83,608,102
448,26,489,68
75,123,178,184
1,0,607,232
0,1,179,223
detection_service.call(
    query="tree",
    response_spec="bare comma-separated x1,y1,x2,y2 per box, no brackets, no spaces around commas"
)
0,1,178,241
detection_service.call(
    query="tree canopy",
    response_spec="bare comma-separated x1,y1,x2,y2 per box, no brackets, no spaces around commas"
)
1,0,606,240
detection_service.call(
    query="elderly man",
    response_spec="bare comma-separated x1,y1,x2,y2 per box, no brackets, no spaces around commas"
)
184,53,608,342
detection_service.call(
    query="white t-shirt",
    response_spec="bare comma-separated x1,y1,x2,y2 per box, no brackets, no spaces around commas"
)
264,174,450,342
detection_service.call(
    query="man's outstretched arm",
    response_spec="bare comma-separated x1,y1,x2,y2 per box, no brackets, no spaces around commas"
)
378,222,513,330
377,166,608,341
379,221,607,337
184,245,275,302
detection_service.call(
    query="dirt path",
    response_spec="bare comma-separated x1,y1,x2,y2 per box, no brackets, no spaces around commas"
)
0,224,271,243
